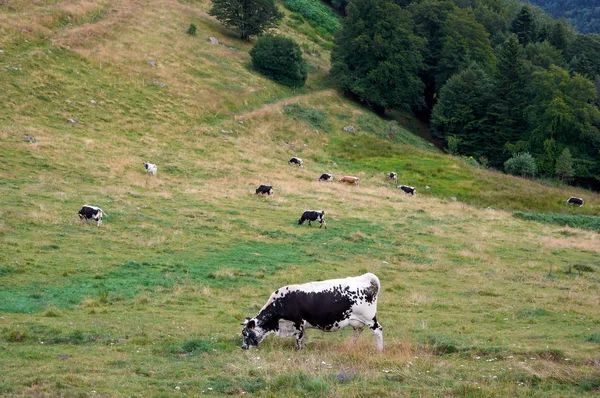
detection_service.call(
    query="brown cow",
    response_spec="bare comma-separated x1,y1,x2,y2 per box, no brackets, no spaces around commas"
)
339,176,359,186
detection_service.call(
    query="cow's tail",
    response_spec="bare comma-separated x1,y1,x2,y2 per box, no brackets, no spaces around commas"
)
99,208,108,217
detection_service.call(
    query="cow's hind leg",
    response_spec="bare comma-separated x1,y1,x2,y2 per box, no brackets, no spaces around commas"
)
366,317,383,352
349,327,363,346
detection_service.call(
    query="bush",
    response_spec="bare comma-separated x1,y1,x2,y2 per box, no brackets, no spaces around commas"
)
447,136,460,155
250,36,307,88
186,23,197,36
283,0,340,34
504,152,537,177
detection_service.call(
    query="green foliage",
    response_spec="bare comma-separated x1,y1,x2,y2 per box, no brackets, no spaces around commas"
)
514,212,600,232
209,0,283,40
526,0,600,34
249,36,307,88
555,148,574,181
446,136,460,154
330,0,425,111
283,104,329,130
525,40,565,70
355,113,437,151
511,5,537,45
186,23,197,36
282,0,340,34
436,7,495,88
504,152,538,177
431,64,493,157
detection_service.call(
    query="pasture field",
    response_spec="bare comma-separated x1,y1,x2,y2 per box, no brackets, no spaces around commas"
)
1,0,599,396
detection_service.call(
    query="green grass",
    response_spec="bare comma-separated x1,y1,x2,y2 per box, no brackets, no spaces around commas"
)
1,0,600,396
514,212,600,232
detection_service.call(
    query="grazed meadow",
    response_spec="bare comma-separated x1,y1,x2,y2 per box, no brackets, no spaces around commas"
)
1,0,599,396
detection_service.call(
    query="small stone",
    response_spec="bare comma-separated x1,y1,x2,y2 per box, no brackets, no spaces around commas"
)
175,386,180,391
147,60,156,67
66,99,72,104
451,197,457,201
208,37,219,45
59,354,71,359
90,100,97,104
0,50,4,53
153,81,166,88
221,130,231,134
23,135,36,143
425,185,431,189
67,118,79,124
343,125,356,133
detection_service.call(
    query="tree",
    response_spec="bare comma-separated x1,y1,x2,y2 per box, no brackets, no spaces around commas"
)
555,147,574,181
209,0,283,40
330,0,425,112
487,34,530,166
431,63,494,157
526,65,600,183
511,5,537,46
524,40,565,71
504,152,537,177
249,36,307,88
436,8,495,89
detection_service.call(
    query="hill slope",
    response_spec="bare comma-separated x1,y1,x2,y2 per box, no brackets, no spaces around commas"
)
1,0,600,396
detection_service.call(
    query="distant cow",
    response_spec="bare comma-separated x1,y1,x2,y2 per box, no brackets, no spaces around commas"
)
143,162,157,176
339,176,359,186
566,197,584,207
78,205,107,227
298,210,326,229
256,185,274,195
387,172,398,183
288,157,303,167
241,273,383,351
318,173,333,182
398,185,416,195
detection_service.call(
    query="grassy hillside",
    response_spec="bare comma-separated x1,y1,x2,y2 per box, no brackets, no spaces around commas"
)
1,0,599,396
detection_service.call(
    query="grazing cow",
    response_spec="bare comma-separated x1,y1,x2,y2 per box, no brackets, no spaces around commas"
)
78,205,107,227
398,185,416,195
298,210,326,229
318,173,333,182
241,273,383,351
387,172,398,183
143,162,157,176
256,185,274,195
339,176,359,186
288,157,303,167
566,197,584,207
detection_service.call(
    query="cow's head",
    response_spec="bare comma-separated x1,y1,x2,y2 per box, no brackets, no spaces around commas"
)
241,317,266,349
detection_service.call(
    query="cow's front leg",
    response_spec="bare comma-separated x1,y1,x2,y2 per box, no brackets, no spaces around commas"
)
294,323,306,350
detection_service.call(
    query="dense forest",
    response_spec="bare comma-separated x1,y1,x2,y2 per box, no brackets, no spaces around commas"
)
327,0,600,189
525,0,600,34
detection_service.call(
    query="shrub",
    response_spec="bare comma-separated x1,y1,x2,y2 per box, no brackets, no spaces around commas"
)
447,136,460,155
504,152,537,177
186,23,197,36
250,36,307,88
282,0,340,34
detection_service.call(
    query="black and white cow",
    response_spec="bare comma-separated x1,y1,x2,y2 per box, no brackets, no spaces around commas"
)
256,185,274,195
387,172,398,183
288,157,303,167
398,185,416,195
78,205,107,227
143,162,157,176
241,273,383,351
566,197,584,207
298,210,326,228
318,173,333,182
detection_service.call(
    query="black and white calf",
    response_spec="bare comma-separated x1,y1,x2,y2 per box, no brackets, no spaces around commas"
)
298,210,326,228
78,205,107,227
398,185,416,195
566,197,584,207
387,172,398,183
256,185,274,195
318,173,333,182
288,157,303,167
143,162,157,176
241,273,383,351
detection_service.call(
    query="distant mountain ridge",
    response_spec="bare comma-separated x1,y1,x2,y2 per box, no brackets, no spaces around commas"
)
524,0,600,34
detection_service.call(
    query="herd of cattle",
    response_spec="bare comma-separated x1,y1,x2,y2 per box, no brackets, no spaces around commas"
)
75,156,587,352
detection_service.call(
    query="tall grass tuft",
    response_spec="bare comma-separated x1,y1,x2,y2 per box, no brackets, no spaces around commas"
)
514,212,600,232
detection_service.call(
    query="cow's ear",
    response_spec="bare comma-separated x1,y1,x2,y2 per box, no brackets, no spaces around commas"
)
241,317,252,326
